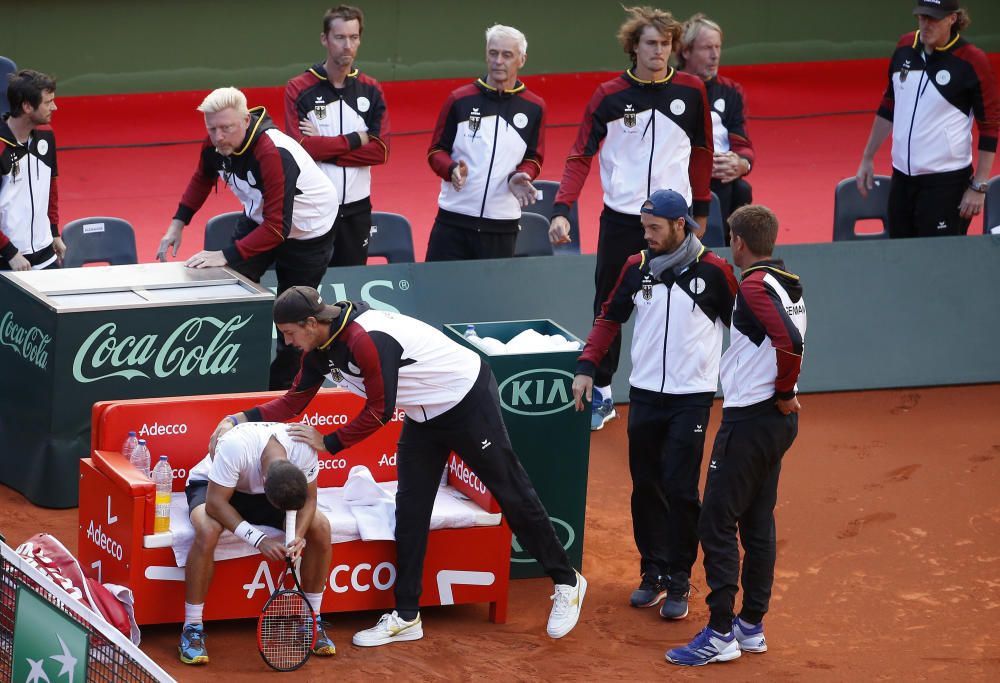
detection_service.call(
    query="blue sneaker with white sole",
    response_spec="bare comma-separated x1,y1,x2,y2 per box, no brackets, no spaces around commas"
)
732,617,767,653
665,626,741,666
590,388,617,431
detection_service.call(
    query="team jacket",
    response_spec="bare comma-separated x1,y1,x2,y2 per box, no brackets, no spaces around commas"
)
427,78,545,233
553,68,713,219
0,119,59,267
721,260,806,408
173,107,338,264
246,302,481,454
878,31,999,177
577,247,738,394
284,64,390,212
705,75,754,168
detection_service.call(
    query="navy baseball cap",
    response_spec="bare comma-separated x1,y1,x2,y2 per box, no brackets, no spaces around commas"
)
273,286,335,323
641,189,697,230
913,0,959,19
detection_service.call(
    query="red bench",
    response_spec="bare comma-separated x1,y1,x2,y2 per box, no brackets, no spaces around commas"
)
78,389,511,625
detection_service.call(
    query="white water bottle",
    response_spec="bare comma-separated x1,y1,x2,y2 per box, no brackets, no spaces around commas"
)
463,324,477,339
131,439,151,478
152,455,173,533
122,431,138,463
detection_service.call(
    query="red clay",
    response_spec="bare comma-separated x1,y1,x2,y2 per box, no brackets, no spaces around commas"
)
3,385,998,681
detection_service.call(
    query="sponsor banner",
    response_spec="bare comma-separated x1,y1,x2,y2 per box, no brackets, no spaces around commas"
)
12,585,89,683
497,368,575,417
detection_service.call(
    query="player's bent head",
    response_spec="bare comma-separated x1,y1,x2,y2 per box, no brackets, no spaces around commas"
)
273,286,340,324
6,69,56,117
264,461,308,511
729,205,779,256
197,86,249,117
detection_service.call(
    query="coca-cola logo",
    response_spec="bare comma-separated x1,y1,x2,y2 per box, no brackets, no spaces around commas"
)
72,315,252,383
0,310,52,370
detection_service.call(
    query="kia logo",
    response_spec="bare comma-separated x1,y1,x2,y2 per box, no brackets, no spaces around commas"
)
497,368,575,416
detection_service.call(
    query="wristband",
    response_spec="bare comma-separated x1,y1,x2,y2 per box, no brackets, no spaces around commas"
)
226,415,239,428
234,521,266,549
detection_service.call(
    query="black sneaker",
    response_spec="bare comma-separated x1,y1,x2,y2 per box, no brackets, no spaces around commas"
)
659,579,690,619
629,574,667,608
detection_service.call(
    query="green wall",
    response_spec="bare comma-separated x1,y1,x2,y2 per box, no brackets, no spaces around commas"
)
6,0,999,96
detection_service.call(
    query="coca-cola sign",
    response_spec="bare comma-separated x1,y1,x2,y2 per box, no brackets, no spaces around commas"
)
72,315,252,383
0,310,52,370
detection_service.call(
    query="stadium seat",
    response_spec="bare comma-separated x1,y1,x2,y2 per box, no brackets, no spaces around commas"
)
514,212,554,257
62,217,138,267
703,191,726,248
0,56,15,117
368,211,415,263
204,211,242,251
983,176,1000,235
530,179,580,255
833,175,891,241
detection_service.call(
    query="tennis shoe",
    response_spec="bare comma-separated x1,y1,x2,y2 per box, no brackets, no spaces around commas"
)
665,626,741,666
352,611,423,647
178,623,209,665
312,616,336,656
733,617,767,653
547,571,587,638
629,574,667,608
659,577,690,619
590,388,617,431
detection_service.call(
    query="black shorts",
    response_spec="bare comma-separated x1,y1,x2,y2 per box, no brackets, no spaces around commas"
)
185,480,285,530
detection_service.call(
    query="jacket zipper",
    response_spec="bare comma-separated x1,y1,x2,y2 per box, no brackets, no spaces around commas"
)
338,98,347,205
660,285,671,392
646,108,656,199
478,111,501,220
905,57,931,175
27,148,37,253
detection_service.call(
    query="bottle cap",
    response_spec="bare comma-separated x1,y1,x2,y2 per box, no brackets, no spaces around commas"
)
128,431,136,436
159,455,168,461
138,439,147,445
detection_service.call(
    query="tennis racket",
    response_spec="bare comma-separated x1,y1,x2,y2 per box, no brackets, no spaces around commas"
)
257,511,316,671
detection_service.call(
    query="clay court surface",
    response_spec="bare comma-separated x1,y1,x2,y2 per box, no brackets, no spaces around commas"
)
3,384,998,681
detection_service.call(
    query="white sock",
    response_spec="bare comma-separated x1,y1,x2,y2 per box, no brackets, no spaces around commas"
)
596,385,611,399
184,602,203,627
305,592,324,616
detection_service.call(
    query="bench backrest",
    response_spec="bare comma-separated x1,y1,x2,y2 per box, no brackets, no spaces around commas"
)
92,389,403,492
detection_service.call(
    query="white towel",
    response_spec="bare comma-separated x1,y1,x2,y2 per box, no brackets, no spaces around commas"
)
342,465,396,541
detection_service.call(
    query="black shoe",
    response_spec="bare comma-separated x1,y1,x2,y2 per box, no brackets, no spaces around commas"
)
659,578,690,619
629,574,667,608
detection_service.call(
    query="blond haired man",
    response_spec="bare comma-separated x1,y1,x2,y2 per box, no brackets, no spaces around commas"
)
157,87,339,389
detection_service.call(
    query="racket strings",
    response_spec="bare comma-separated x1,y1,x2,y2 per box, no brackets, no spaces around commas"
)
260,591,314,670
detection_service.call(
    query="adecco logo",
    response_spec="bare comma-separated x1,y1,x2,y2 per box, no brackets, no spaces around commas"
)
497,368,574,416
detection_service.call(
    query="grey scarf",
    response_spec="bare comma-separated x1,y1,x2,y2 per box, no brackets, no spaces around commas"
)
648,232,704,281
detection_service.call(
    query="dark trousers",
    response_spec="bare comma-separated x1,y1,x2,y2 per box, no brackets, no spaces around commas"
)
628,390,713,585
711,178,753,245
231,229,335,390
699,400,798,632
593,207,647,387
425,219,517,262
329,207,372,267
888,166,972,238
393,361,576,612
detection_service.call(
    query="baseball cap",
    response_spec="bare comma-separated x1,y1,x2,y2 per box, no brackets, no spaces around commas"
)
272,286,335,324
913,0,959,19
640,189,697,230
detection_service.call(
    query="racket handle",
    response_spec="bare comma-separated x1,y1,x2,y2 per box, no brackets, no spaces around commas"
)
285,510,297,546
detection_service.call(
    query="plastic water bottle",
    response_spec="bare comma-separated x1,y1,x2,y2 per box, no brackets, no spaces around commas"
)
131,439,151,479
464,324,478,340
122,431,138,463
152,455,173,533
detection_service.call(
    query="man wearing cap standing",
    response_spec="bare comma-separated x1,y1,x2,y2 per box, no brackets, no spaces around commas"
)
572,189,737,620
210,286,587,646
856,0,998,237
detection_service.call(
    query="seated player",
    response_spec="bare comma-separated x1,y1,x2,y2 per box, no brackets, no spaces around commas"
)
178,422,334,665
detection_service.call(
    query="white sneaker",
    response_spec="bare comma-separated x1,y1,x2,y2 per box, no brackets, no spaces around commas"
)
352,611,423,647
547,571,587,639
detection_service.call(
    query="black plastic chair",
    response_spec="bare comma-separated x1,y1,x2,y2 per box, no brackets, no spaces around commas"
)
0,56,16,117
514,212,554,257
702,191,726,248
368,212,415,263
833,175,891,241
530,179,580,255
982,175,1000,235
62,217,138,267
204,212,242,251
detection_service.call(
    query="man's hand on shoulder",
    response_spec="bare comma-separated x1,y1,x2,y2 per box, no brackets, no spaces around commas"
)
287,423,326,452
